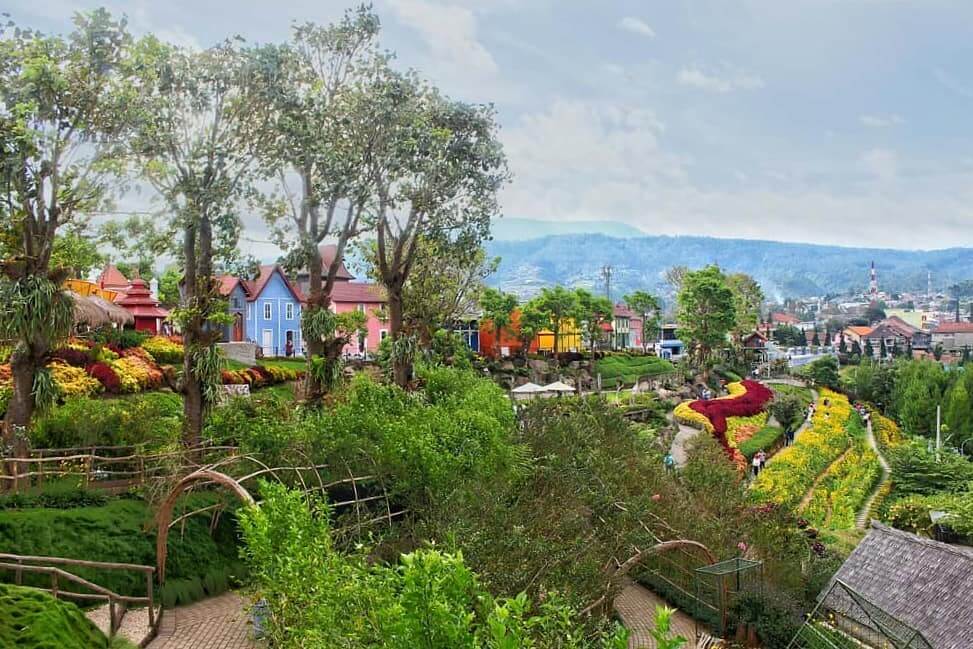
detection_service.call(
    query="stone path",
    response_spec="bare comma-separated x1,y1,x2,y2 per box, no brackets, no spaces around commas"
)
855,420,891,530
614,579,698,649
666,411,701,469
148,592,254,649
86,604,155,647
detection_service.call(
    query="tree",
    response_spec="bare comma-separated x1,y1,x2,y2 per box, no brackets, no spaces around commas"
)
838,336,848,355
934,342,944,361
944,379,973,449
864,339,875,359
865,303,886,324
246,9,382,402
824,329,832,347
807,355,840,389
879,338,888,360
1,11,131,444
893,360,946,437
157,266,182,307
770,392,804,431
368,77,508,386
516,304,545,359
675,266,736,367
527,286,579,355
852,340,863,357
664,265,688,294
624,290,662,352
127,37,262,445
98,214,169,279
51,232,104,279
773,324,804,347
480,288,518,357
810,327,820,347
574,288,613,352
726,273,763,342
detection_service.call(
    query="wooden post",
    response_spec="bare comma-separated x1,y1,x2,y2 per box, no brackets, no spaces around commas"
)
147,572,155,630
14,558,22,585
51,571,59,599
109,598,117,638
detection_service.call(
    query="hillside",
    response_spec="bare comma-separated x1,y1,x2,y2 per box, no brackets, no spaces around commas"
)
485,233,973,300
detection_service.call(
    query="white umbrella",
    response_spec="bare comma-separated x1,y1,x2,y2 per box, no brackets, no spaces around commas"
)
543,381,576,394
511,382,548,400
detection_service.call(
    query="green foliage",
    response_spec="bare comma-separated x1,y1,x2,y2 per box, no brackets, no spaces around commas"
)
803,356,839,390
728,590,803,649
739,425,785,460
726,273,764,341
574,288,614,351
623,290,662,350
51,232,105,279
32,392,182,449
91,328,149,350
888,442,973,496
0,495,240,602
0,485,108,511
649,606,688,649
772,325,805,347
238,481,628,648
676,265,737,363
526,286,580,354
768,389,808,430
480,288,519,355
891,360,946,437
0,583,109,649
595,354,675,387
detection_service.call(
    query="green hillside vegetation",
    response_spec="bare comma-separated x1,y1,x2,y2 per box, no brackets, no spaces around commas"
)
595,354,675,387
0,583,110,649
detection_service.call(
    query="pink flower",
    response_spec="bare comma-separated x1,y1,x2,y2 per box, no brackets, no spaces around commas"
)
651,494,662,502
737,542,748,553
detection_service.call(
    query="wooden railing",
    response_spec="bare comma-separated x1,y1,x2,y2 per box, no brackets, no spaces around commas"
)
0,553,158,639
1,444,240,492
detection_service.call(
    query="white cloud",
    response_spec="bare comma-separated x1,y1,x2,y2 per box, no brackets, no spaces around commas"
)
386,0,498,75
617,16,655,38
677,65,764,93
860,114,904,128
859,148,898,182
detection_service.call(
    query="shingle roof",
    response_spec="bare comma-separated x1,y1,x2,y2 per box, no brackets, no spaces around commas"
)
933,322,973,334
826,522,973,649
330,281,386,304
243,265,306,303
319,244,356,281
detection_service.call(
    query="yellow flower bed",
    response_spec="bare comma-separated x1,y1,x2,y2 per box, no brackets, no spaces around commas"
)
726,412,769,448
674,400,713,432
49,361,102,398
751,389,854,508
802,434,881,529
142,336,184,365
868,407,905,449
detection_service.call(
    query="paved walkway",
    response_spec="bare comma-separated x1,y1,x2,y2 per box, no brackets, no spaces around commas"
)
148,592,254,649
856,421,891,529
614,579,698,648
666,411,701,469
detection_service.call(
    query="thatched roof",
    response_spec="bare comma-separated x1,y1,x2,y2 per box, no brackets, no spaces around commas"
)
68,291,134,328
86,295,134,326
826,522,973,649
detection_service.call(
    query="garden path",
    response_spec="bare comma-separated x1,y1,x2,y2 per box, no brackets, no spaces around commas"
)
147,591,254,649
665,411,700,469
614,578,699,649
855,421,890,530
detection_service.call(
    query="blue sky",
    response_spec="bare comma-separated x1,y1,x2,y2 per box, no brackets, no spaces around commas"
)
10,0,973,250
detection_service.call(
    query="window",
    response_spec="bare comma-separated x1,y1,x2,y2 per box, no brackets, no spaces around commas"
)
232,297,241,309
263,303,272,320
285,303,294,319
380,330,389,341
357,303,366,313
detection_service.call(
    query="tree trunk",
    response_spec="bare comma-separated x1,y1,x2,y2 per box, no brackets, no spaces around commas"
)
388,287,411,388
4,352,40,491
303,242,327,404
183,352,204,448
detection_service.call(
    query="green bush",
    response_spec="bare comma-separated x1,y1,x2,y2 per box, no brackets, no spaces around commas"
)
0,387,9,419
739,425,785,460
0,485,108,510
0,583,109,649
595,354,675,387
32,392,183,449
728,590,803,649
92,328,148,350
888,442,973,496
0,495,240,604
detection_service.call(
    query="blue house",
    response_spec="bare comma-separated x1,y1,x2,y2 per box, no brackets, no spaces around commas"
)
218,265,304,357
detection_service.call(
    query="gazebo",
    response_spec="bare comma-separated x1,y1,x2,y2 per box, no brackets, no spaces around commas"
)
115,279,168,334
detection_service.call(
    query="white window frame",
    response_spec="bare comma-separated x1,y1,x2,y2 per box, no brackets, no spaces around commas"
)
263,303,272,320
285,303,294,320
380,329,389,341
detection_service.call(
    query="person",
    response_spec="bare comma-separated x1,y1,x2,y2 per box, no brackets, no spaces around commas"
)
757,449,767,471
751,453,761,478
786,425,796,446
664,453,675,474
285,338,294,358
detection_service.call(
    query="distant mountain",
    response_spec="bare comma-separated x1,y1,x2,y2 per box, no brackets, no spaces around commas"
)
490,218,646,241
485,233,973,301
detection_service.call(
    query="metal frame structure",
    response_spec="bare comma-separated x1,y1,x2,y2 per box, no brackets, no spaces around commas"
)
693,557,763,637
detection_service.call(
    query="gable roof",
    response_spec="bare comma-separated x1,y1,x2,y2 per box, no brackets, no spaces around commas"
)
97,265,129,290
826,522,973,649
319,244,355,281
217,276,247,298
845,325,873,337
243,265,305,303
331,281,386,304
933,322,973,334
771,312,799,325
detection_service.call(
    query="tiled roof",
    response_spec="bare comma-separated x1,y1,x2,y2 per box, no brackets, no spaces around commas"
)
97,265,129,290
846,326,873,337
933,322,973,334
827,522,973,649
771,312,799,324
217,276,245,298
331,281,386,304
614,304,637,318
243,265,305,303
319,244,355,281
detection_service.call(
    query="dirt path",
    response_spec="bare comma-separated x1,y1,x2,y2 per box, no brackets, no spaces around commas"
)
855,420,891,529
614,579,700,648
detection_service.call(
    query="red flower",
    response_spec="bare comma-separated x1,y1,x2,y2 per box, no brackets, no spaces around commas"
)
85,362,121,394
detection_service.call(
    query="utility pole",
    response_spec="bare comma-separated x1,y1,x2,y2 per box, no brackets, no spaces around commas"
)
601,265,613,304
936,404,942,462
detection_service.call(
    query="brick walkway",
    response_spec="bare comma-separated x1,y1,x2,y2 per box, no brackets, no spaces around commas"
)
148,592,255,649
614,580,698,649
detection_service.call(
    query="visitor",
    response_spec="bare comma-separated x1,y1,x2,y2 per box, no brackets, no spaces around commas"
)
757,449,767,470
664,453,675,474
751,453,761,478
285,338,294,357
786,426,796,446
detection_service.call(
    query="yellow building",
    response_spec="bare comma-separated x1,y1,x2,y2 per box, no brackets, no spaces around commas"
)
535,318,583,352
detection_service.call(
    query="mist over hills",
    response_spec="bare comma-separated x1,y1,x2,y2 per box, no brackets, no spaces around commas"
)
484,232,973,301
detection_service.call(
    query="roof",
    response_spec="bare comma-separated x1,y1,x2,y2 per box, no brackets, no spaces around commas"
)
771,312,799,325
243,265,306,303
319,244,355,281
933,322,973,334
97,265,129,290
614,304,637,318
845,325,874,337
826,522,973,649
116,279,169,320
330,281,386,304
217,276,247,298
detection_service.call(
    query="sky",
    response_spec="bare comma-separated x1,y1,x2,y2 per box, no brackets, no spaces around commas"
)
9,0,973,253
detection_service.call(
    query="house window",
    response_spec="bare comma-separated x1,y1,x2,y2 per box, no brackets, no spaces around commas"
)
232,297,241,309
263,303,272,320
286,303,294,320
380,330,389,341
357,303,365,313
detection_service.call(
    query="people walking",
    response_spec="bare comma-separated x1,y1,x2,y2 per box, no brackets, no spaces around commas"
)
751,453,761,478
664,452,675,474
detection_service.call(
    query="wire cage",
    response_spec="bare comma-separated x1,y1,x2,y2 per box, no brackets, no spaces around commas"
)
787,579,935,649
694,557,764,637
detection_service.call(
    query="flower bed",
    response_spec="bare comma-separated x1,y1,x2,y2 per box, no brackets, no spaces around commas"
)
867,406,905,450
142,336,184,364
726,412,769,449
751,389,854,508
221,364,303,389
674,381,773,468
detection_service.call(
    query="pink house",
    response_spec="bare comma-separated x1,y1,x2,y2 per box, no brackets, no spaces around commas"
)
295,244,388,357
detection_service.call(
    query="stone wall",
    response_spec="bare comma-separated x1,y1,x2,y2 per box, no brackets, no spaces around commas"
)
218,342,258,366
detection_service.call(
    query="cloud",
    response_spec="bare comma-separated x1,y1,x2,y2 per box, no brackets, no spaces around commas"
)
860,114,904,128
677,65,764,93
617,16,655,38
859,148,898,182
386,0,498,75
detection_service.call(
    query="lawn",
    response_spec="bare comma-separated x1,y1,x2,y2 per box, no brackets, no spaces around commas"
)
595,354,675,388
768,383,814,409
225,357,306,372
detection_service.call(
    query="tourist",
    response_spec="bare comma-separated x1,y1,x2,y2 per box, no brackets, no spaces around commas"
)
786,425,796,446
757,449,767,470
751,453,761,478
664,452,675,474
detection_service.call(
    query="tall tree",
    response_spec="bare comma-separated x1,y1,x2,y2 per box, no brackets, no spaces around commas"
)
527,286,579,355
726,272,763,342
0,11,131,445
51,231,104,279
675,266,736,368
368,76,508,386
516,303,545,359
98,214,168,279
574,288,613,352
480,288,518,357
247,9,382,402
944,379,972,448
127,37,261,445
624,290,662,352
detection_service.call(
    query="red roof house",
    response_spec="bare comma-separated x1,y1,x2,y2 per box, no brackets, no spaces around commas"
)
115,278,169,334
97,265,130,293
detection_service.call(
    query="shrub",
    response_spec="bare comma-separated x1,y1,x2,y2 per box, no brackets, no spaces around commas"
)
739,426,785,460
32,392,182,448
0,485,108,511
141,336,184,365
726,412,769,449
0,583,109,649
51,347,92,367
48,361,103,398
595,354,675,386
85,362,122,394
92,328,148,350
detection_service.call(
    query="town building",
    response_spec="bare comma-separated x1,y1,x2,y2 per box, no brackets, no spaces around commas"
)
862,316,928,357
612,304,634,349
655,324,685,360
215,265,305,357
96,265,131,293
931,322,973,353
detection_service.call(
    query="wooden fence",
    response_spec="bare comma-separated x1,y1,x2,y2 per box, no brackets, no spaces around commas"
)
0,552,158,639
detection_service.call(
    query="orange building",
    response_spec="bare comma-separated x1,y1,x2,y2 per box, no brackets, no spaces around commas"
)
479,309,539,358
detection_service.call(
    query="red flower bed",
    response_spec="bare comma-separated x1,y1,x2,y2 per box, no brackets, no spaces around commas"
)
86,362,121,394
51,347,92,367
688,380,773,435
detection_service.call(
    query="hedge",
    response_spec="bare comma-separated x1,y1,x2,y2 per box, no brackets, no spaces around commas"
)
0,583,109,649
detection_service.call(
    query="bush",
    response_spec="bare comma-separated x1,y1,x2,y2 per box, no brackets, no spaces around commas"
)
0,583,109,649
92,328,148,350
728,590,803,649
595,354,675,387
0,485,108,510
86,362,122,394
739,425,785,460
51,347,92,367
141,336,184,365
49,361,103,399
32,392,182,448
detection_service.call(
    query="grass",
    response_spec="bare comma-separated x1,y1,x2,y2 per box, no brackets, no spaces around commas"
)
595,354,675,388
768,383,814,409
226,357,306,372
739,425,785,459
0,582,109,648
